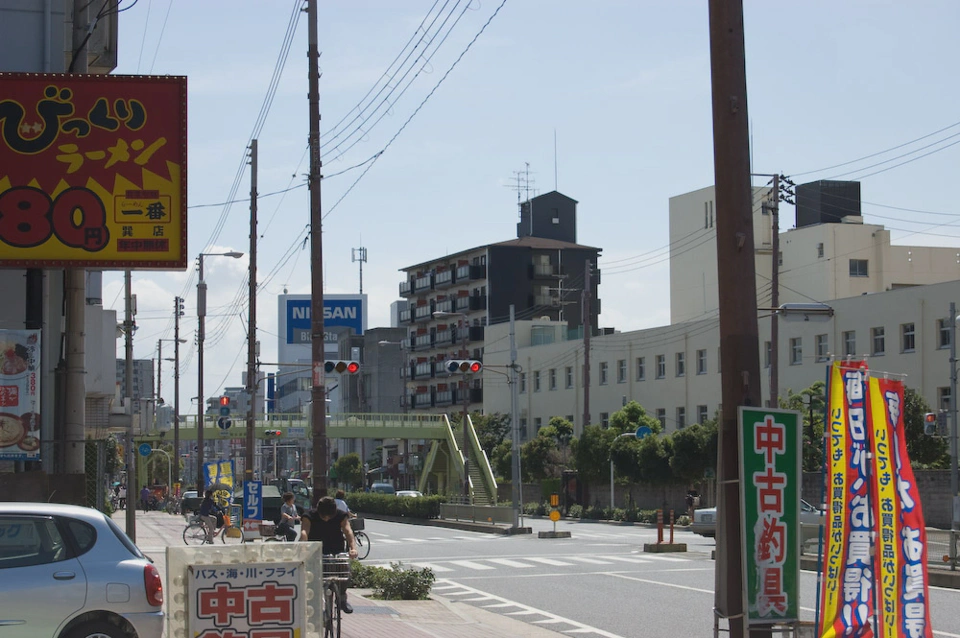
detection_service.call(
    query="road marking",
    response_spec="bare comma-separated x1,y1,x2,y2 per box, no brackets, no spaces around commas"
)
401,537,429,543
567,556,615,565
435,580,626,638
598,555,649,564
640,554,688,562
487,558,535,568
377,538,401,544
525,557,574,566
449,560,496,570
408,562,453,572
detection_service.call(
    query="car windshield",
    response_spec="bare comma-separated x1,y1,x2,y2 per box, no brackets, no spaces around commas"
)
102,512,145,558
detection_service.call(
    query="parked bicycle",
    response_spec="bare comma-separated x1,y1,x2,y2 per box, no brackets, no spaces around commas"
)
322,554,351,638
182,512,244,545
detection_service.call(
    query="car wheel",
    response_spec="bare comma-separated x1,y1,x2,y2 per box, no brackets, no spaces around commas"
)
65,620,127,638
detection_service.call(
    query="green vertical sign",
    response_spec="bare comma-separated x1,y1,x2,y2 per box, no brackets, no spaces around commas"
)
738,407,801,625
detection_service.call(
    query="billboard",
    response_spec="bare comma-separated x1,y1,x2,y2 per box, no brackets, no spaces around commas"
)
0,330,41,461
283,295,365,345
0,73,187,269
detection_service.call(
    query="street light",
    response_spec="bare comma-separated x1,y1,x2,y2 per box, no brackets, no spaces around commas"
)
196,251,244,491
433,310,472,500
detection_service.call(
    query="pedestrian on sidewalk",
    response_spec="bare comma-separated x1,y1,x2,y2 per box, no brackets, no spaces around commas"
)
301,496,359,613
140,486,151,513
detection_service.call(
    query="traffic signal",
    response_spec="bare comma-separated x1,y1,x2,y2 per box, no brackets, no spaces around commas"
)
324,360,360,374
219,396,230,407
264,429,283,438
445,360,482,374
175,296,185,317
923,412,947,436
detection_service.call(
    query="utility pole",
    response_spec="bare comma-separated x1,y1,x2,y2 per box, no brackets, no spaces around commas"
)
156,340,163,403
246,139,259,484
581,261,592,429
307,0,328,498
460,317,470,500
766,174,780,408
709,2,762,637
509,305,522,528
124,271,136,542
951,302,959,569
174,296,184,484
352,247,367,294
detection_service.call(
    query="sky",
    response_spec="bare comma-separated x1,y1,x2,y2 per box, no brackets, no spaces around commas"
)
101,0,960,411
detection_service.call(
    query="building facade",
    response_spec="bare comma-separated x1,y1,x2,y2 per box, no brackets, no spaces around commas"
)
395,191,601,413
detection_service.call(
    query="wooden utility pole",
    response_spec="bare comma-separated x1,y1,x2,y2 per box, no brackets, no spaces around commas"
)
708,1,762,637
246,139,258,483
581,261,592,429
768,174,780,409
307,0,328,499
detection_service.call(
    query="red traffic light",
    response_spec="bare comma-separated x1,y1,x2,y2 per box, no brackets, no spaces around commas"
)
219,396,230,406
324,360,360,374
346,361,360,374
446,360,482,374
468,361,482,373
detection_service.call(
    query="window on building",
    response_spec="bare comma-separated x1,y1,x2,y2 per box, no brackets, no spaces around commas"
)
534,371,541,392
939,319,951,349
676,407,686,429
599,361,609,385
902,323,916,353
520,418,528,441
655,408,666,428
566,414,574,423
534,417,542,432
872,327,885,355
617,359,627,383
938,387,951,412
519,373,526,393
697,405,708,424
696,349,707,375
565,366,573,389
764,341,770,368
548,368,557,391
636,357,645,381
676,352,685,377
600,412,609,428
843,331,856,357
790,338,802,365
815,334,829,362
656,355,665,379
849,259,869,277
817,243,824,258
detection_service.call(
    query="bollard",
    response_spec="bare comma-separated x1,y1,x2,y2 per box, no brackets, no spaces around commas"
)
669,509,674,544
656,509,664,544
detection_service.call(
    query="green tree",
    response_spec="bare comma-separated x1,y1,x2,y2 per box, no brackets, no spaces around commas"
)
470,412,511,458
781,381,826,472
333,453,364,490
668,421,717,484
490,439,513,480
609,400,662,434
547,416,574,445
903,386,950,468
571,424,617,483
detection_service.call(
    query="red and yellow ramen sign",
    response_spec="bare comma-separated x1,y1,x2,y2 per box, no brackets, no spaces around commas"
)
0,73,186,269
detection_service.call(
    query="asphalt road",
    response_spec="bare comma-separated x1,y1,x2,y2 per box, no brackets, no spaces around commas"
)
359,517,960,638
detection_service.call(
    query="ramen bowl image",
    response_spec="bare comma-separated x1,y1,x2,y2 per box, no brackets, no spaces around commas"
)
0,412,26,448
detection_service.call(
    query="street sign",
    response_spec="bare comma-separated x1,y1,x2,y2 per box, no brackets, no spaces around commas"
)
243,481,263,528
549,510,561,522
219,406,230,417
636,425,652,439
217,416,232,430
138,443,152,457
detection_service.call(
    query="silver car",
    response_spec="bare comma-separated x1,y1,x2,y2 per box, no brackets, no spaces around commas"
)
691,499,825,553
0,503,164,638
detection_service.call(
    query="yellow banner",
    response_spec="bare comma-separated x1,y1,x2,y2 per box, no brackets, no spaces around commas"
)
820,362,849,637
868,377,899,636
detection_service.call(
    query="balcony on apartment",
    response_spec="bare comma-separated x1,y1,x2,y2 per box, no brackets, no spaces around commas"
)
399,279,412,296
434,269,453,289
412,361,433,380
455,263,486,282
434,298,453,314
434,327,453,346
412,332,433,351
469,294,487,311
433,388,453,406
413,273,433,294
399,308,411,323
531,262,561,278
413,303,434,322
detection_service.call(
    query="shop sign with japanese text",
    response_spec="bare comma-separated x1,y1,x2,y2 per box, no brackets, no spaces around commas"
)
188,562,306,638
739,406,801,625
0,330,41,461
0,73,186,269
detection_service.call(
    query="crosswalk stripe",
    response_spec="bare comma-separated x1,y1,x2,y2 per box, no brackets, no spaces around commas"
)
409,562,454,572
598,555,650,564
377,538,401,544
487,558,534,568
525,557,573,566
449,560,496,570
642,554,688,562
567,556,614,565
402,537,429,543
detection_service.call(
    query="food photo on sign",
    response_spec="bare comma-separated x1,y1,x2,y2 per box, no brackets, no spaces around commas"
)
0,330,41,460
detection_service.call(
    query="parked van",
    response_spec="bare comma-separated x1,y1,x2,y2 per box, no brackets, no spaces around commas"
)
370,482,396,494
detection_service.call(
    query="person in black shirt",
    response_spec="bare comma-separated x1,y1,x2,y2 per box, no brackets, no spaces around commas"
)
301,496,358,613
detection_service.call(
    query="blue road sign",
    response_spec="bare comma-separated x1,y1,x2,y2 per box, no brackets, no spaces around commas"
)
138,443,152,457
636,426,653,439
217,417,232,430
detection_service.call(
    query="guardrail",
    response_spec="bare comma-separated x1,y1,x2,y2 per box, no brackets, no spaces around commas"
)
440,503,514,525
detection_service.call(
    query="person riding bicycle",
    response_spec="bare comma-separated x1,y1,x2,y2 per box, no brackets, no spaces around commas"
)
199,489,224,544
301,496,358,613
277,491,301,541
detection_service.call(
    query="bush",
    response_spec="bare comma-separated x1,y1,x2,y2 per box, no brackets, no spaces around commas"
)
351,561,434,600
523,501,547,516
676,515,691,526
582,505,605,520
567,504,583,518
346,492,445,519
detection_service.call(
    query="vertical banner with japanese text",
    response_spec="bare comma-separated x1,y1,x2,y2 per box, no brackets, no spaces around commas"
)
872,377,933,637
739,407,801,625
0,330,41,461
820,361,874,638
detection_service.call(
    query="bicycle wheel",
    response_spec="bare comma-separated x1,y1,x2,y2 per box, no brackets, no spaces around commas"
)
322,584,335,638
220,525,245,545
329,583,342,638
183,523,207,545
354,531,370,560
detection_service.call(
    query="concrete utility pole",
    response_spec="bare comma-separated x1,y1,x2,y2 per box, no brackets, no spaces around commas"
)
460,317,470,500
157,340,163,403
765,174,780,408
951,302,959,568
307,0,328,499
708,2,762,637
509,305,522,528
581,261,592,429
246,139,259,483
64,0,89,477
124,271,136,542
174,296,184,484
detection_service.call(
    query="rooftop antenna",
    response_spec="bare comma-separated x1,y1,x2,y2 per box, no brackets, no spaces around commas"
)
554,129,558,191
351,243,368,294
505,164,537,229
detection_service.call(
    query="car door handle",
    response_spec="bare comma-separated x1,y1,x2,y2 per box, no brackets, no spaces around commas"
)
0,620,26,626
53,571,77,580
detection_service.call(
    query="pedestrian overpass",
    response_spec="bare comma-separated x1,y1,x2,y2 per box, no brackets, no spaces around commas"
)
134,412,497,504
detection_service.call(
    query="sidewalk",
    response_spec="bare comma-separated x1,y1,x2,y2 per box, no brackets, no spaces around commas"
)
117,509,566,638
